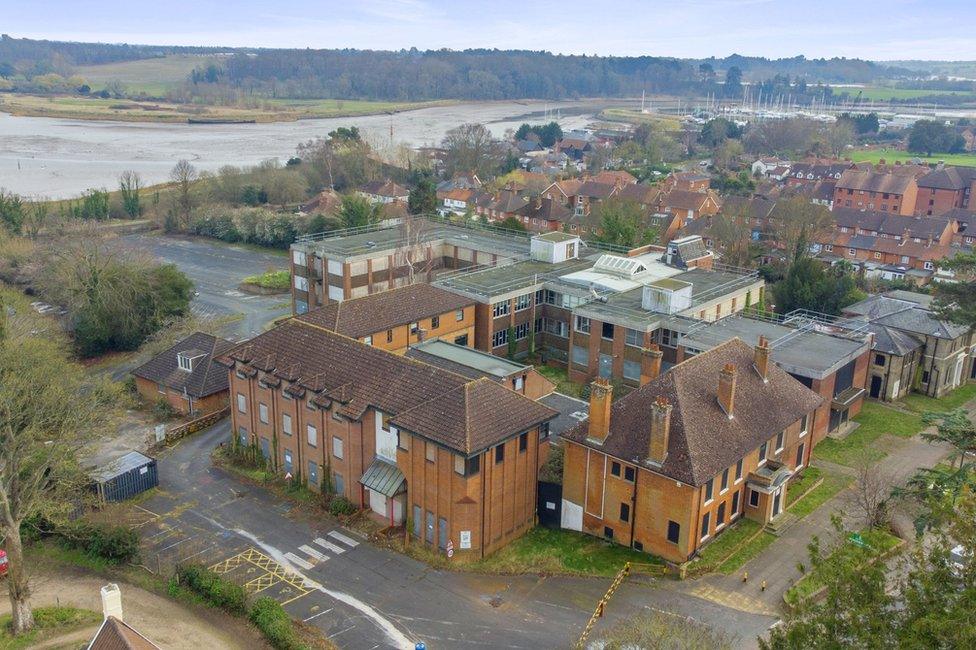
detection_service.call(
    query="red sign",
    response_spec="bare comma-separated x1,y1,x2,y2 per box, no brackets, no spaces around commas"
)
446,540,454,558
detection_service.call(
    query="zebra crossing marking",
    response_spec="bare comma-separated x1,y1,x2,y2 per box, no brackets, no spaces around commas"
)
300,544,330,562
314,537,346,555
328,530,360,547
284,551,314,570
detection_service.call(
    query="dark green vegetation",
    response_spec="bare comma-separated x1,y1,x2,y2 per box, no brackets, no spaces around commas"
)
0,606,101,650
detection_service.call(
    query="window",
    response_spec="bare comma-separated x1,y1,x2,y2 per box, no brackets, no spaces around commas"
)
667,521,680,544
334,472,344,495
294,275,308,291
397,430,410,451
362,335,372,346
795,443,805,469
308,461,318,485
701,512,711,541
386,329,394,343
431,315,440,329
923,261,934,271
333,436,344,459
611,461,621,477
659,329,677,348
603,526,614,540
492,329,508,348
259,403,269,424
874,354,886,367
456,309,464,321
775,431,784,453
454,454,466,475
620,502,630,522
731,491,740,516
534,318,543,334
575,316,591,334
623,359,641,381
283,449,293,474
177,353,194,372
749,489,760,507
720,468,729,493
624,466,635,482
332,409,342,421
306,424,317,447
545,319,568,338
492,301,510,318
438,517,448,550
426,511,435,544
625,328,642,347
238,426,248,447
735,458,743,482
466,455,480,476
873,251,882,260
292,250,307,266
799,414,809,437
426,442,437,462
514,322,529,341
495,444,505,464
704,479,714,503
848,248,856,256
758,441,768,465
282,414,293,436
410,322,420,335
513,375,524,391
601,322,614,340
922,370,930,384
515,294,531,311
519,432,528,452
824,244,833,252
237,393,247,413
717,502,726,527
571,345,588,367
413,505,422,538
539,422,550,441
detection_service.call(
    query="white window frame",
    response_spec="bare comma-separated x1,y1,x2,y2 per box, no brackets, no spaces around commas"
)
362,335,372,346
799,414,809,438
333,436,344,460
237,393,247,414
456,309,464,321
703,479,714,505
307,424,318,447
575,315,590,334
282,413,293,436
259,403,269,425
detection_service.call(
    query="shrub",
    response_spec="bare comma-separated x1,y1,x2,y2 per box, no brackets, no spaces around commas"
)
58,521,139,563
176,563,248,615
249,597,306,650
328,496,357,517
539,444,564,484
152,398,179,421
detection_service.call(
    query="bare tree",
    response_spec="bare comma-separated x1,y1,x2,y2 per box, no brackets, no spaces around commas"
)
850,460,894,529
170,160,198,229
442,123,501,178
769,196,834,265
118,170,142,219
394,215,436,285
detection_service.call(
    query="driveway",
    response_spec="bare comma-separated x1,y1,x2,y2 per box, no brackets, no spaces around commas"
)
115,233,292,341
138,422,776,649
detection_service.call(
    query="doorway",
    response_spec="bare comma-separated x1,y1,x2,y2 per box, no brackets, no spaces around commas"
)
869,375,883,399
771,488,783,518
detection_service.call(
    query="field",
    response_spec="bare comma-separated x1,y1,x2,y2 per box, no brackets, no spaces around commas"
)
850,86,976,102
73,54,222,95
599,107,682,130
848,148,976,168
0,92,446,123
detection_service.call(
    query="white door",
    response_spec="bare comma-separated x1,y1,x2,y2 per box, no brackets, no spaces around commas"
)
561,500,583,531
392,494,405,525
368,489,387,517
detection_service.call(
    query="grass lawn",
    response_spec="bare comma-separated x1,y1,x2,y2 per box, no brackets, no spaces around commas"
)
784,528,902,607
901,383,976,414
717,528,776,575
848,148,976,168
691,518,764,575
787,468,852,519
242,269,290,290
468,527,658,577
815,401,924,467
536,365,585,400
0,606,100,649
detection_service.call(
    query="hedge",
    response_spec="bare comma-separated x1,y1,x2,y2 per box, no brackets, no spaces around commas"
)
58,521,140,564
249,597,307,650
175,564,248,615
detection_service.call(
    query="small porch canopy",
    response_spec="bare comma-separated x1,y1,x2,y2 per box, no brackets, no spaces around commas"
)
360,458,406,497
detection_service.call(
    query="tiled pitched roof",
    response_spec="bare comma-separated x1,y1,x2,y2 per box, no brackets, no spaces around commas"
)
832,208,953,240
514,197,572,222
297,284,474,340
218,322,556,453
561,338,822,486
917,166,976,191
591,170,637,186
89,617,159,650
359,179,409,197
392,378,556,453
662,189,717,212
836,169,915,194
617,183,662,205
131,332,234,399
575,181,618,199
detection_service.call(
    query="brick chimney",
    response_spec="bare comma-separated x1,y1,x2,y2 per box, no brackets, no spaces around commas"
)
753,336,771,383
587,378,614,443
640,344,664,385
647,396,672,465
717,363,736,419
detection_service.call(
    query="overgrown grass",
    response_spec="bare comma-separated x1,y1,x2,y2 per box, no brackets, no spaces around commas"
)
847,149,976,168
901,383,976,414
787,468,852,519
243,270,290,290
691,519,764,575
536,365,585,399
716,527,777,575
0,606,101,650
815,401,924,467
785,528,902,606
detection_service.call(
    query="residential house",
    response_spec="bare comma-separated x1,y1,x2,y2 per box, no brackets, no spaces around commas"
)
942,208,976,246
814,231,952,283
89,584,160,650
663,171,711,192
843,291,975,398
436,174,483,193
569,181,619,219
542,179,584,204
219,320,558,558
357,180,410,205
438,187,475,215
752,157,791,177
833,169,918,215
656,189,721,223
513,196,573,232
860,322,924,401
131,332,234,416
784,160,851,186
591,170,638,187
832,208,956,245
560,338,822,564
914,165,976,215
296,283,476,352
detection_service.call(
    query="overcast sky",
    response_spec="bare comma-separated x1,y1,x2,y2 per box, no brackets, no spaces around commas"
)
6,0,975,61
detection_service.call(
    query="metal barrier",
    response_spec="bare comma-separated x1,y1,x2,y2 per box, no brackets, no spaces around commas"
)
576,562,631,648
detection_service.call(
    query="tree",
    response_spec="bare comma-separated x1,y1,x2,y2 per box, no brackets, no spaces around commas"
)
0,334,116,633
170,160,197,230
336,194,380,229
593,198,658,248
408,174,437,215
699,118,741,148
724,66,743,98
442,123,502,178
932,252,976,329
297,128,376,192
496,216,527,232
850,460,893,529
773,257,863,315
920,409,976,470
118,171,142,219
710,206,755,268
908,120,966,156
0,190,24,234
769,196,834,266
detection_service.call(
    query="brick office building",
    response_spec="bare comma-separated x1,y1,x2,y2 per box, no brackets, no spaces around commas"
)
219,320,557,559
560,338,822,564
295,283,476,353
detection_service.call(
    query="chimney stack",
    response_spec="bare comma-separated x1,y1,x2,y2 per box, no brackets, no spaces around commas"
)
647,396,672,465
718,363,736,419
640,344,664,385
753,335,771,382
101,583,123,620
587,378,614,443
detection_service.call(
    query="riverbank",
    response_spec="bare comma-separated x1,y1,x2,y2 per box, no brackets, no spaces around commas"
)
0,92,452,124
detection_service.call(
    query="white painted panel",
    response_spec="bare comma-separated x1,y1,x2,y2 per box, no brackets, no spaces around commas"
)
561,499,583,531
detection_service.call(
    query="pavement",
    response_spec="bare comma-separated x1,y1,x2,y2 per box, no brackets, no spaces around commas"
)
138,421,777,649
114,233,292,341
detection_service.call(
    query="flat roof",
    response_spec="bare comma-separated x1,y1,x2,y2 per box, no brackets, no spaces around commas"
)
534,231,580,243
434,257,594,301
408,339,528,378
680,316,870,379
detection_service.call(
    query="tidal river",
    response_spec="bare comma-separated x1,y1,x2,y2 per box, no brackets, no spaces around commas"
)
0,99,620,198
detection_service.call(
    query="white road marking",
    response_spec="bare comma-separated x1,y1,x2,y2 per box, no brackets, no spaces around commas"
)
303,608,333,622
315,537,346,554
300,544,330,562
284,552,314,570
328,530,360,547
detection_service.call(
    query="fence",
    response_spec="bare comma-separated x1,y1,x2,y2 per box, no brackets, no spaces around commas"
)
151,406,230,450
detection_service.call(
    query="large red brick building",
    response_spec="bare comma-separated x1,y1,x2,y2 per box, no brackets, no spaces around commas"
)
560,338,822,565
833,169,918,215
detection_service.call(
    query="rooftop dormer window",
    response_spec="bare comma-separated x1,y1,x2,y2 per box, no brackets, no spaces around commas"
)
177,353,194,372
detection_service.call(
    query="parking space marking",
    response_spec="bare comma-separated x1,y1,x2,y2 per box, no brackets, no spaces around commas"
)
300,544,329,562
314,537,346,555
210,547,311,605
328,530,360,547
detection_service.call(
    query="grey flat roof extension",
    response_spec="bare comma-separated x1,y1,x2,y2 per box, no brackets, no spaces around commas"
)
434,257,594,301
407,339,528,379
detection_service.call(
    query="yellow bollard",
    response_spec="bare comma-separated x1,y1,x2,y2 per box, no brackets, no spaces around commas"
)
742,571,748,583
